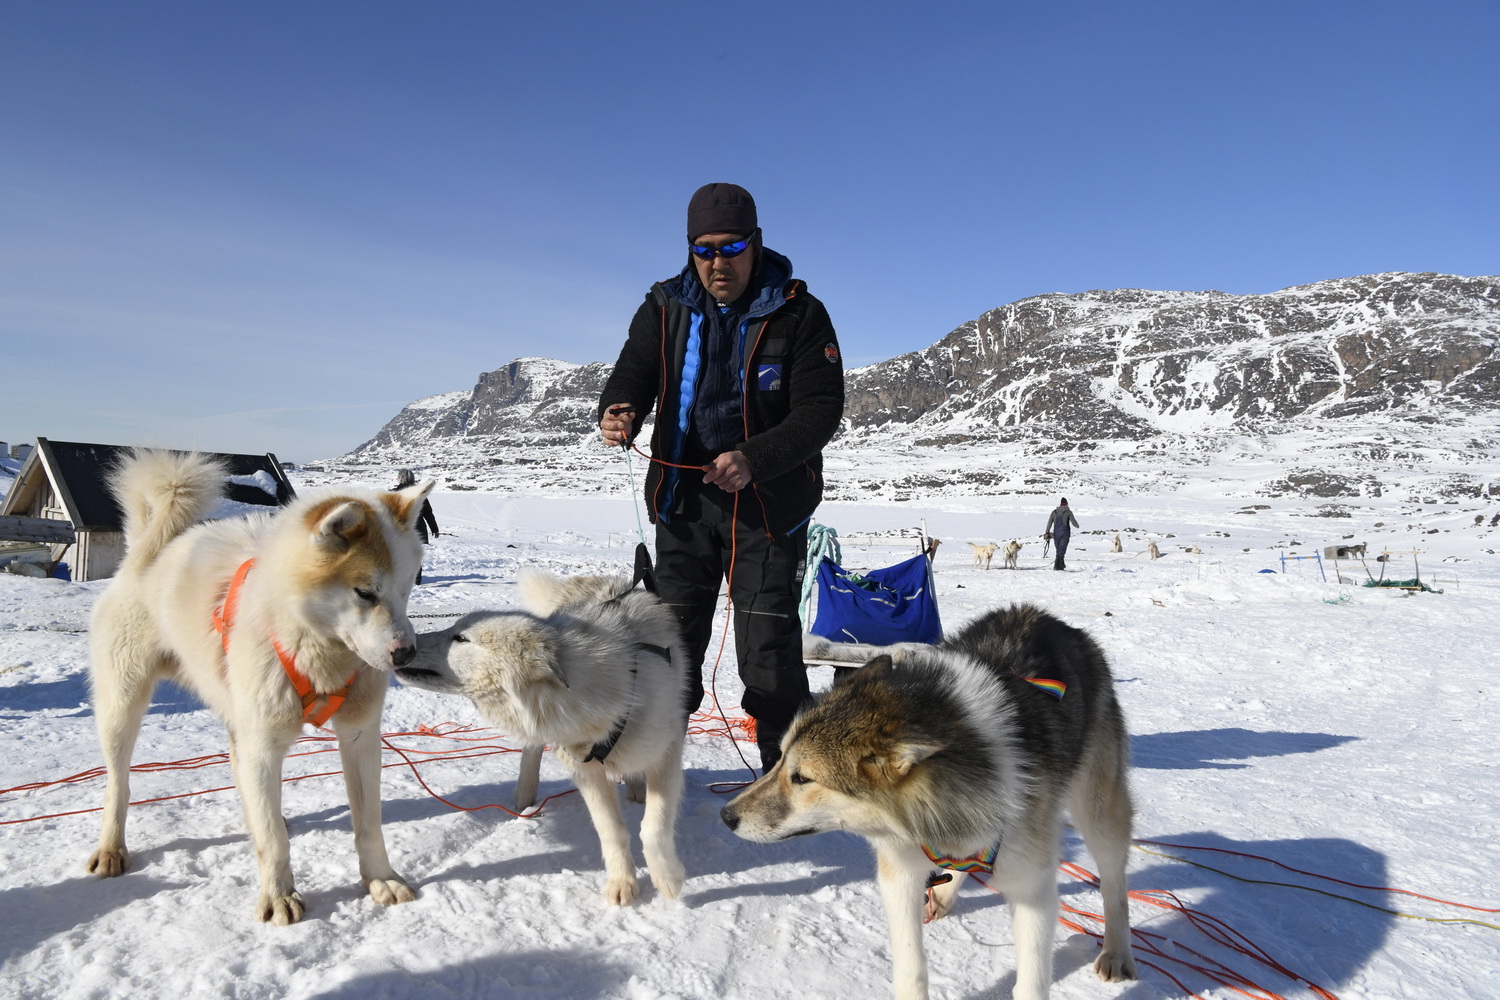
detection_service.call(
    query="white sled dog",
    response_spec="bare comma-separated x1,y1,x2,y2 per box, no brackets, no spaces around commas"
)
726,604,1137,1000
1002,539,1023,570
968,541,998,569
396,569,688,905
86,450,433,924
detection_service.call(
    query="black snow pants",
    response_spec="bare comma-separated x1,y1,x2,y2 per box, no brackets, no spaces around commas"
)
653,480,809,770
1053,529,1071,570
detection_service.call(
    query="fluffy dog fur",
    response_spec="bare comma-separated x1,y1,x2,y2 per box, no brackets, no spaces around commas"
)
87,450,433,924
396,569,688,905
724,604,1137,1000
968,541,998,569
1002,539,1022,570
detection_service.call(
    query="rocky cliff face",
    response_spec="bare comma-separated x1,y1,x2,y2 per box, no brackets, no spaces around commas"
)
341,272,1499,503
352,358,613,459
840,272,1499,443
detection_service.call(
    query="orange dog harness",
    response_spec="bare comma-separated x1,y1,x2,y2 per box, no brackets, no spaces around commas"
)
213,558,359,728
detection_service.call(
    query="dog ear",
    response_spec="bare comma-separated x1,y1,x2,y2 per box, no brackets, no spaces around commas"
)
834,654,894,689
383,480,436,533
309,500,370,551
515,630,569,689
888,733,945,776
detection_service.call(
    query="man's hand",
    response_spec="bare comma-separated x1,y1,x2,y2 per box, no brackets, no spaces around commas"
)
600,403,636,448
703,451,751,493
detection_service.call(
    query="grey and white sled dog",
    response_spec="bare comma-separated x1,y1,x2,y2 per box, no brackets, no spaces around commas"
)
396,569,688,905
87,449,433,924
726,605,1137,1000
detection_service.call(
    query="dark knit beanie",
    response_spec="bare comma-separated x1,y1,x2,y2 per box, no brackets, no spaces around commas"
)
687,183,758,241
1060,497,1069,505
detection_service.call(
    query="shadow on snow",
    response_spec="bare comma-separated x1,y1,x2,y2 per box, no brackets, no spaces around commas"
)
1131,728,1357,770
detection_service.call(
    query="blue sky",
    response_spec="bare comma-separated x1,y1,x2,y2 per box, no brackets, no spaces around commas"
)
3,2,1496,462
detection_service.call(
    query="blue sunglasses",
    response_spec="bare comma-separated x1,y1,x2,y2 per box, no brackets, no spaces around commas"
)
689,234,754,261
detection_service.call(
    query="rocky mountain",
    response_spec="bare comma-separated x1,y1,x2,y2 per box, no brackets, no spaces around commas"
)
843,271,1498,441
337,272,1499,504
354,358,613,456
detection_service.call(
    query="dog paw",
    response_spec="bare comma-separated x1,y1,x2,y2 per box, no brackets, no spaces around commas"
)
603,874,640,906
256,890,307,925
1094,950,1138,982
923,895,957,924
85,847,131,878
367,877,418,906
923,879,960,923
648,860,685,900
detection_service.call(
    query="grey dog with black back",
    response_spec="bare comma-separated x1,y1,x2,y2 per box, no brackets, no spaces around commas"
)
722,603,1137,1000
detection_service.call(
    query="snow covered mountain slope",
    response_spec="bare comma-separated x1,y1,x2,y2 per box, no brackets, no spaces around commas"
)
334,273,1498,505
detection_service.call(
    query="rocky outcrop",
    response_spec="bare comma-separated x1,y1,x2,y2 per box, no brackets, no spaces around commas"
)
339,273,1498,502
840,272,1499,444
349,358,613,459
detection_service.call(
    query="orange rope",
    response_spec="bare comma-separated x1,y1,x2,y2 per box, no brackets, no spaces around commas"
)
0,724,576,826
1135,838,1500,914
624,441,761,792
705,491,762,793
965,860,1340,1000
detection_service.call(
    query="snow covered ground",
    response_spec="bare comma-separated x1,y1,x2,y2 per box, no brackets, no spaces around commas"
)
2,482,1497,999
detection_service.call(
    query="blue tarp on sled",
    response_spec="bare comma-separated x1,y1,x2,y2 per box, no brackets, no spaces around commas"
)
808,552,942,645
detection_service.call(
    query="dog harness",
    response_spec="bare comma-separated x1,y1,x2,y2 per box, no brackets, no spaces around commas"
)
918,672,1068,888
581,642,671,764
1016,676,1066,699
923,841,999,876
213,559,360,729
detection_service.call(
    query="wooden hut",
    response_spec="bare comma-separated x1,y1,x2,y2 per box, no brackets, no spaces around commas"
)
0,439,296,581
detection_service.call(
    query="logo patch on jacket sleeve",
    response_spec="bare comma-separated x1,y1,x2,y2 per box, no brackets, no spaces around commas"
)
824,342,840,364
757,364,783,391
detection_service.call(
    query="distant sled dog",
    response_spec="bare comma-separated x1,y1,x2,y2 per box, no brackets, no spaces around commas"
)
723,604,1137,1000
969,541,998,569
397,569,688,905
87,449,433,924
1002,539,1023,569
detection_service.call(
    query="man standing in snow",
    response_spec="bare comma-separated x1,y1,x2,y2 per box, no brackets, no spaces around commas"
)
598,183,845,772
1044,497,1079,571
393,468,439,583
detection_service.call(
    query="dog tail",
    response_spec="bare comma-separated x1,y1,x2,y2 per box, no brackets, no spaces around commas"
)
109,449,228,572
517,568,633,615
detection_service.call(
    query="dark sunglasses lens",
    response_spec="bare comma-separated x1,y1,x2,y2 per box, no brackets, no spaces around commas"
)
690,238,750,260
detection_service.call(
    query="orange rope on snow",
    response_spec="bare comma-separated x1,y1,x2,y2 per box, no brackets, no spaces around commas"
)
1134,838,1500,915
0,723,576,826
686,708,755,742
962,859,1342,1000
703,491,763,794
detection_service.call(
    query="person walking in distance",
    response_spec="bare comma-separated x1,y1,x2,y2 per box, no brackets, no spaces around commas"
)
1044,497,1079,571
598,182,845,772
392,468,439,583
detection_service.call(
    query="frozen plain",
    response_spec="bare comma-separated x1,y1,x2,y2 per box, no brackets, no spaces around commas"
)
2,477,1497,1000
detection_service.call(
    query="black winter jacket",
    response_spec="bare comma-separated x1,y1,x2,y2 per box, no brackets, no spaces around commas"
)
599,251,845,538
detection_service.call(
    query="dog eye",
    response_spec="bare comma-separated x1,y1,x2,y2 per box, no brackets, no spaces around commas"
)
354,588,378,604
451,633,469,644
789,771,812,785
